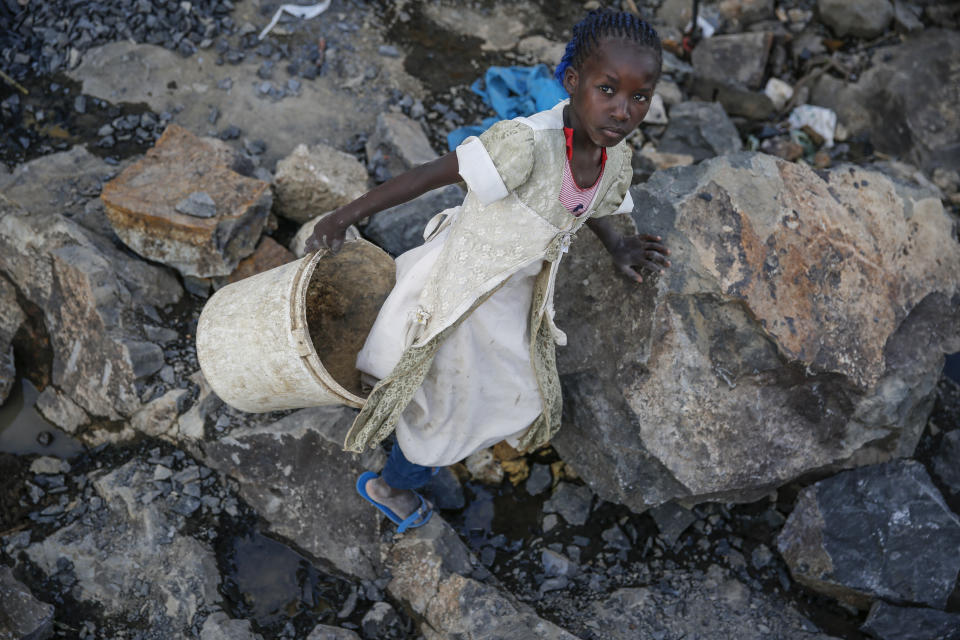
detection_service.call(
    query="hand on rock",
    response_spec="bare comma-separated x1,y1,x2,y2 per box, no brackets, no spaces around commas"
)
609,234,671,283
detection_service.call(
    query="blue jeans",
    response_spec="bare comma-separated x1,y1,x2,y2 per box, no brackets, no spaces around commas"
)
380,440,433,490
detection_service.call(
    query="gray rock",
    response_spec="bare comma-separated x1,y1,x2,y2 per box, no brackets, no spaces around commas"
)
385,518,578,639
143,324,179,345
130,389,188,438
543,482,593,526
0,275,24,349
860,601,960,640
777,460,960,609
422,466,465,510
933,430,960,494
526,463,552,496
34,387,89,434
175,191,217,218
200,612,263,640
810,30,960,173
541,548,575,577
0,345,13,406
0,564,54,640
552,154,960,512
650,502,697,546
365,112,438,179
364,185,464,256
692,32,771,91
587,565,837,639
689,32,775,118
200,406,384,580
892,0,924,32
306,624,361,640
27,461,221,635
0,192,182,424
360,602,400,639
818,0,894,38
657,101,743,162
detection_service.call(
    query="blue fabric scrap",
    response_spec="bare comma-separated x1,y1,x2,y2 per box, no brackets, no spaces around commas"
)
447,64,567,150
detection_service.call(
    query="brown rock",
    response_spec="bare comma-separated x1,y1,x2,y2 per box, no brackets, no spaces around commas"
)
101,124,272,278
227,236,295,283
761,137,805,161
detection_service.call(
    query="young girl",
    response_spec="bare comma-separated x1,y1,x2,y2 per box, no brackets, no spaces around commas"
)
305,10,670,532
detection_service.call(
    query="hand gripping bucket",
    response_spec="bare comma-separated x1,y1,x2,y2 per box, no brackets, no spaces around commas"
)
196,239,395,412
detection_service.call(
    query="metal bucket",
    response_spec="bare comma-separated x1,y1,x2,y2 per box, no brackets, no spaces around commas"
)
196,239,395,412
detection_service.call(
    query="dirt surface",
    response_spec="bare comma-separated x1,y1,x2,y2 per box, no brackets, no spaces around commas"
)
305,240,395,397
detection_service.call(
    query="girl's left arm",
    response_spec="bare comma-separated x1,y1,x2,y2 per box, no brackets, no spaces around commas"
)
306,152,461,253
585,216,671,283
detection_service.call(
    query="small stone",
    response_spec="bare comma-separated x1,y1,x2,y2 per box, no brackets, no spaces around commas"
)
543,482,593,526
36,431,53,446
175,191,217,218
526,463,552,495
540,576,569,592
542,549,574,577
378,44,400,57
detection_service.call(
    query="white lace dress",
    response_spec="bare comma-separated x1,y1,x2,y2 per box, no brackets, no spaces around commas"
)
356,218,543,467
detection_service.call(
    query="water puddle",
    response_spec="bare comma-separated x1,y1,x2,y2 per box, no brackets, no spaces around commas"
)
0,74,160,170
0,377,83,459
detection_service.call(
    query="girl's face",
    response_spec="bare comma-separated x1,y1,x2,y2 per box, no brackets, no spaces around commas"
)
563,38,659,147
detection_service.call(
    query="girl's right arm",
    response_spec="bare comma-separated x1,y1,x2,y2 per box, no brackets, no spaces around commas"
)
305,152,461,253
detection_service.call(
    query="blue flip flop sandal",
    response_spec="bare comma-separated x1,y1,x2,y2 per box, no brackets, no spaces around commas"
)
356,471,433,533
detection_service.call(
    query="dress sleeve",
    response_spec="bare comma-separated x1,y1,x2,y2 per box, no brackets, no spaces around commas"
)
455,120,535,206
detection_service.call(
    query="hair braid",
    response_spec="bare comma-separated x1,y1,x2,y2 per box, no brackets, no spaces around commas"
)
555,9,662,86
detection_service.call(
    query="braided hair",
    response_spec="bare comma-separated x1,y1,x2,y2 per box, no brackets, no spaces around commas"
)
554,9,662,88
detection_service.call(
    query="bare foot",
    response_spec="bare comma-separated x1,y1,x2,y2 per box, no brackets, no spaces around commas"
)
365,476,431,522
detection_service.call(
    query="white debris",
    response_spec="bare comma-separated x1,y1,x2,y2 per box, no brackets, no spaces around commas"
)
764,78,794,111
259,1,331,40
789,104,838,148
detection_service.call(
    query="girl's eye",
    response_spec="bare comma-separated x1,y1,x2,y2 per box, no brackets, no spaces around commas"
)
599,85,614,94
635,94,649,103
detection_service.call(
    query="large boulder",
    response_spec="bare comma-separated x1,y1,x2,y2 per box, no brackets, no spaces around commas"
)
100,124,272,278
553,152,960,512
199,406,385,581
811,30,960,173
0,191,182,422
26,460,222,636
776,460,960,610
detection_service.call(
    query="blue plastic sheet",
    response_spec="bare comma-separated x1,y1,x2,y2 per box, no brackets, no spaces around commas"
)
446,64,567,150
